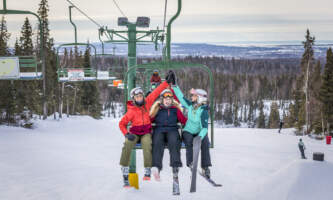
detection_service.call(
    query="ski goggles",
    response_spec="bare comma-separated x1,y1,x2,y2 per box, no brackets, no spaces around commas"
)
190,88,207,97
132,88,143,96
162,92,173,98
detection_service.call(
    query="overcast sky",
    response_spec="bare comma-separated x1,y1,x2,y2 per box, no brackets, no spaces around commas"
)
2,0,333,44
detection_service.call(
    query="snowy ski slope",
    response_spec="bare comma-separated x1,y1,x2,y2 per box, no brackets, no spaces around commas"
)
0,116,332,200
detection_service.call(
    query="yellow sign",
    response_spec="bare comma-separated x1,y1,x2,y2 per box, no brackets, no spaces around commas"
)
0,57,20,79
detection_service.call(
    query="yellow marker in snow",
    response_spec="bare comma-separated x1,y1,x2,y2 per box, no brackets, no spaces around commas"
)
129,173,139,189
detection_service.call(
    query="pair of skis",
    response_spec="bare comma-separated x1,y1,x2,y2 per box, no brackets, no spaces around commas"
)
175,136,222,194
190,136,222,192
154,136,222,195
153,168,180,195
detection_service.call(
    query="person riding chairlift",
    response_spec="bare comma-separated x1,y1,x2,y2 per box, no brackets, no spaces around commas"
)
118,71,175,187
151,69,162,85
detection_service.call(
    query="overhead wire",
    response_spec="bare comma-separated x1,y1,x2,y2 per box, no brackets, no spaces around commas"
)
112,0,127,18
163,0,168,32
66,0,103,28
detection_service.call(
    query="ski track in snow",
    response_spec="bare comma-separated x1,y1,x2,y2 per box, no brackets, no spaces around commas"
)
0,116,333,200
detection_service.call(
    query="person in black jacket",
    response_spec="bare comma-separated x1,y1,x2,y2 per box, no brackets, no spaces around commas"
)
278,121,284,133
298,138,306,159
150,89,187,180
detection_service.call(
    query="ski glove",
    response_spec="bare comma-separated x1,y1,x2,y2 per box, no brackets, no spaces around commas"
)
125,133,136,141
165,70,176,85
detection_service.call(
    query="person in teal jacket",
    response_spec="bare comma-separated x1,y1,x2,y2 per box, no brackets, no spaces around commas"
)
172,86,212,178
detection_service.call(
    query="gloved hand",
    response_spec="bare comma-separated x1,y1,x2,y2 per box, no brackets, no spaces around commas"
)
165,70,175,84
125,133,136,141
170,71,176,85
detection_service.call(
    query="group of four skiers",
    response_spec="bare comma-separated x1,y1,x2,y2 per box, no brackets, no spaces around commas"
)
118,70,212,188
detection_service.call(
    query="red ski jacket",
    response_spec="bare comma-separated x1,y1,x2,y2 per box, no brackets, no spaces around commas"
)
119,81,169,135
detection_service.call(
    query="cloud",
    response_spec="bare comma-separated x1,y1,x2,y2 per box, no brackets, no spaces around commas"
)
3,0,333,43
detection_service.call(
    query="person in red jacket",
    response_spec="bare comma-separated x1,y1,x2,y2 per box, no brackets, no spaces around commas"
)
150,69,162,84
119,71,176,187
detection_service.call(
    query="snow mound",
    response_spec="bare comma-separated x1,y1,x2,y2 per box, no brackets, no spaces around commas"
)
254,160,333,200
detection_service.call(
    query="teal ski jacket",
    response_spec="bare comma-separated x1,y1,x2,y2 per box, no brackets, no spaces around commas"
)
172,85,209,139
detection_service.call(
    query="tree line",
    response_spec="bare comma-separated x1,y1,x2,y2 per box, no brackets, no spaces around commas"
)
0,1,332,135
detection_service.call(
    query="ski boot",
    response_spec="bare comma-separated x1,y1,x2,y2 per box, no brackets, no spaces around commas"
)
202,167,211,179
152,167,161,181
143,167,151,181
121,166,130,188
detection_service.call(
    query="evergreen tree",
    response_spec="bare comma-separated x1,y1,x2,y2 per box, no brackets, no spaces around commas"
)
19,17,40,119
14,38,21,55
0,16,10,55
319,48,333,134
310,61,323,134
293,80,306,134
233,100,240,127
257,100,266,128
223,97,233,125
0,16,14,124
268,102,280,128
19,18,34,55
296,100,306,134
38,0,58,119
79,47,102,119
247,100,255,127
300,29,315,134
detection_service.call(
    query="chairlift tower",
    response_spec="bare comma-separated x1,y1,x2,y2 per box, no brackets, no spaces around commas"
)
99,17,164,100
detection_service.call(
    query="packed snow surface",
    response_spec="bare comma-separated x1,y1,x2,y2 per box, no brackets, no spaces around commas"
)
1,116,332,200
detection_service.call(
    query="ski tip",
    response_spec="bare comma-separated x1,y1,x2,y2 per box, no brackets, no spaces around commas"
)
173,193,180,195
123,185,131,188
143,176,151,181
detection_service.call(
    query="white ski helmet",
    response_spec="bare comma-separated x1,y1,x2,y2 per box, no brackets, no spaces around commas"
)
160,89,173,98
190,88,208,104
130,87,144,99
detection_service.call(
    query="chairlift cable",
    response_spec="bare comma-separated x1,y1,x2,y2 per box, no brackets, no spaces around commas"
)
66,0,103,28
163,0,168,32
112,0,127,18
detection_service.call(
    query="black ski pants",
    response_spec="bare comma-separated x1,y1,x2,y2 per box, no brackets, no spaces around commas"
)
182,131,212,168
152,130,182,170
299,147,306,159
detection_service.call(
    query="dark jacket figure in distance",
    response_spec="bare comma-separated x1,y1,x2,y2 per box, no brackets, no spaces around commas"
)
298,138,306,159
278,121,284,133
150,89,187,180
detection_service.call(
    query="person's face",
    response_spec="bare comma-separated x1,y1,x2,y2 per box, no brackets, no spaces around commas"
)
163,97,172,106
191,94,198,102
134,94,144,102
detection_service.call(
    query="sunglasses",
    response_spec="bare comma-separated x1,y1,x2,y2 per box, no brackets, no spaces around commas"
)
163,93,173,98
